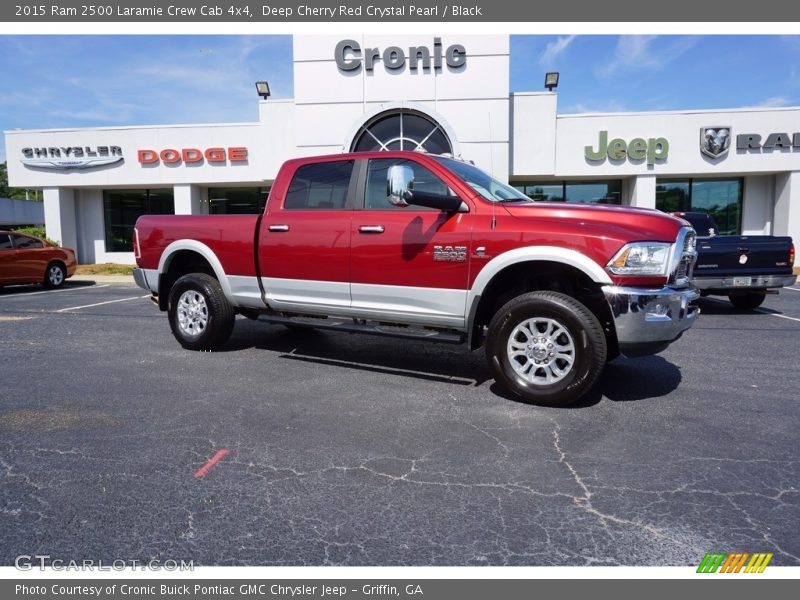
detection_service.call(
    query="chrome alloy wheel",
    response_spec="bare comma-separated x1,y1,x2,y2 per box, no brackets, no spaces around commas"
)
176,290,209,338
506,317,576,385
48,265,64,286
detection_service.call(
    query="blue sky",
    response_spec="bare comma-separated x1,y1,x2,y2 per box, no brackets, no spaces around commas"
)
1,35,799,162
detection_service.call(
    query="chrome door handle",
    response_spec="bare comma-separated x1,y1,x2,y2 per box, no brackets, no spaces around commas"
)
268,224,290,232
359,225,385,234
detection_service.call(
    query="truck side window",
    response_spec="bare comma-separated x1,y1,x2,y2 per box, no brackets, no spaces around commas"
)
284,160,354,210
365,159,450,210
0,234,12,250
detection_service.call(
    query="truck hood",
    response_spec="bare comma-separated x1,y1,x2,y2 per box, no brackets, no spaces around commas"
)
501,201,686,242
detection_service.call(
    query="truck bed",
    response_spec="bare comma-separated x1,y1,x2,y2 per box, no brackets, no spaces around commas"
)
135,214,260,276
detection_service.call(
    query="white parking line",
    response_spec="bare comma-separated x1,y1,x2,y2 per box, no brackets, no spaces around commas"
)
0,285,110,299
754,309,800,323
57,295,149,312
701,296,800,323
784,287,800,292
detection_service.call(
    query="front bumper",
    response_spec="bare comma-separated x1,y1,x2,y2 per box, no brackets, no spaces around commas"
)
693,273,796,291
603,284,700,357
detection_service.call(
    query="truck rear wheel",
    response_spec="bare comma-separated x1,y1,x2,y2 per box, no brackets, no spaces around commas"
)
728,291,766,310
168,273,235,351
486,291,607,407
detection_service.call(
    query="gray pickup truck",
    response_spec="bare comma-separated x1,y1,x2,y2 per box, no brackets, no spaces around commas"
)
674,212,796,309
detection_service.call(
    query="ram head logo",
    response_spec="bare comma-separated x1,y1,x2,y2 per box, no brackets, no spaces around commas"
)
701,127,732,159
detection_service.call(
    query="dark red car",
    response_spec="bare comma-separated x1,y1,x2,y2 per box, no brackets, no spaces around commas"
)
0,230,77,289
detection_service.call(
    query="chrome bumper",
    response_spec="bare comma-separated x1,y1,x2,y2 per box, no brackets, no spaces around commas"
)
603,284,700,357
693,274,796,291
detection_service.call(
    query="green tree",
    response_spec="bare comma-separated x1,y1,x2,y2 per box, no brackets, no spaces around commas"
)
0,162,39,200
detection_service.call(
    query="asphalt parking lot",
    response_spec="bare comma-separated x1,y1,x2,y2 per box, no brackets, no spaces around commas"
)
0,281,798,566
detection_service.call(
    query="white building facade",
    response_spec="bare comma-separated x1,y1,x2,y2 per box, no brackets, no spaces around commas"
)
5,34,800,264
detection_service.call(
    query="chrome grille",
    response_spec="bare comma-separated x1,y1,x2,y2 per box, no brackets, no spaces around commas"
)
670,228,697,286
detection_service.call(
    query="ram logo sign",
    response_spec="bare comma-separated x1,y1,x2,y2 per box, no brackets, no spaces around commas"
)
700,127,732,159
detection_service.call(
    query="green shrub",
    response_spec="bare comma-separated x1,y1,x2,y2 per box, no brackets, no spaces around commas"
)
10,226,60,247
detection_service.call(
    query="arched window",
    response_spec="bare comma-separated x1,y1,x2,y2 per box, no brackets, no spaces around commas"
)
351,110,452,154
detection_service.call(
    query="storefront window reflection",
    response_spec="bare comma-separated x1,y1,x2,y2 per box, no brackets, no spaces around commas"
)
208,187,270,215
656,178,742,235
515,181,621,204
103,189,174,252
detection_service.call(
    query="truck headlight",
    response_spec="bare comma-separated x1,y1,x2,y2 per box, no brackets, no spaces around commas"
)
607,242,671,276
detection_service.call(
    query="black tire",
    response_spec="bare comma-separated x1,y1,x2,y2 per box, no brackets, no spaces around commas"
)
168,273,235,351
486,291,607,407
728,291,766,310
43,261,66,289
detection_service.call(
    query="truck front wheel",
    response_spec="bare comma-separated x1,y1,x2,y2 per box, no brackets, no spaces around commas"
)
168,273,235,351
486,291,607,407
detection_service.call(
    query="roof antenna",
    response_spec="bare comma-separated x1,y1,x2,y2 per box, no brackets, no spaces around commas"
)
488,112,496,229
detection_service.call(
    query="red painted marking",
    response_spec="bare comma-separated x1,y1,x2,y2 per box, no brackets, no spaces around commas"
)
194,448,230,478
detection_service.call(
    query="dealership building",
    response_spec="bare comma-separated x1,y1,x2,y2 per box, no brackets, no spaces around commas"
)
5,34,800,264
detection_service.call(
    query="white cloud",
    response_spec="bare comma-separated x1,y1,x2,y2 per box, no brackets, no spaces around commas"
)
596,35,698,79
562,99,628,114
539,35,576,67
743,96,794,108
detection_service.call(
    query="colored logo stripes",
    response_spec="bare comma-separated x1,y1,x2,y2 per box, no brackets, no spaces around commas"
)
697,552,773,573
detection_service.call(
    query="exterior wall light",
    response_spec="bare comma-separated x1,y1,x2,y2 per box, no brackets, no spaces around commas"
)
255,81,271,99
544,72,560,92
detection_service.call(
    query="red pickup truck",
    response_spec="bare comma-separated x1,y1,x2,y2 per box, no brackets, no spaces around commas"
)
133,151,699,406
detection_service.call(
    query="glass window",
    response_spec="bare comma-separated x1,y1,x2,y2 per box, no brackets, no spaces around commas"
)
434,157,528,202
284,161,354,210
566,181,622,204
517,183,564,202
656,180,691,213
690,180,741,236
103,189,174,252
512,180,622,204
208,187,269,214
656,178,742,235
365,159,449,210
352,110,452,154
11,235,43,249
0,234,13,250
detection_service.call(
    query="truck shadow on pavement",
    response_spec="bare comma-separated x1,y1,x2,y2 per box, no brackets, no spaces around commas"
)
226,322,489,386
489,354,682,408
227,320,682,407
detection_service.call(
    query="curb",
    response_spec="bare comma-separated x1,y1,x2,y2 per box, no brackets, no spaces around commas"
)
71,275,136,284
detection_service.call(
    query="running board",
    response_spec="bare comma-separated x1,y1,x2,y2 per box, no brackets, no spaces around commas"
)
257,314,465,345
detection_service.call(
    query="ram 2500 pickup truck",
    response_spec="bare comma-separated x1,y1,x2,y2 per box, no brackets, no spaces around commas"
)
133,151,699,406
673,211,796,310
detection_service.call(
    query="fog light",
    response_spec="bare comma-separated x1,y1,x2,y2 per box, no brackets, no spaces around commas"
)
647,302,670,317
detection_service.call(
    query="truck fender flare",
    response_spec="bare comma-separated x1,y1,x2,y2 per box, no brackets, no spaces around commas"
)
158,239,235,303
466,245,613,319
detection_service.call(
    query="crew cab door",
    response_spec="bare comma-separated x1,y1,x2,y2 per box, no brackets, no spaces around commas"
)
349,157,473,328
258,158,356,313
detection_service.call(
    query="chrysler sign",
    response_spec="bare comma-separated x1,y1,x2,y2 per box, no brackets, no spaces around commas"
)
21,145,123,170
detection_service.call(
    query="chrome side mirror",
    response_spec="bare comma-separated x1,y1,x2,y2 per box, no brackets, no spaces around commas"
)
387,164,414,207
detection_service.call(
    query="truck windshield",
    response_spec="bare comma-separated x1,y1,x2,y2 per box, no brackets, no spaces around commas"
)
433,156,529,203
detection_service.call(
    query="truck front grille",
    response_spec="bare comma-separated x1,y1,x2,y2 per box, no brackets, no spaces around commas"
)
671,229,697,286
